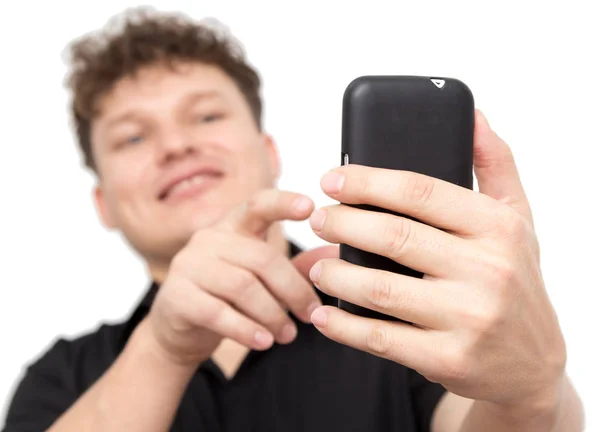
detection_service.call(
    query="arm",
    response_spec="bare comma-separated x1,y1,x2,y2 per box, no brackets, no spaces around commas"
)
47,318,196,432
305,111,586,432
432,376,584,432
44,189,332,432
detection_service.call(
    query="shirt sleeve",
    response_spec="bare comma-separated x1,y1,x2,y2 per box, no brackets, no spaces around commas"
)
2,339,78,432
408,368,447,432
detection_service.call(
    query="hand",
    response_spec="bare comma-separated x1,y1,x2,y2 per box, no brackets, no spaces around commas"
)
146,188,338,366
307,110,567,414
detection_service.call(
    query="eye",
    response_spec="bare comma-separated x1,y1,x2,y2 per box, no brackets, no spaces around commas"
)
114,134,144,150
195,112,224,123
125,135,144,145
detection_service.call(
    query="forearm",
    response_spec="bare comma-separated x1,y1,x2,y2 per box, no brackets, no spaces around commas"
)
459,376,585,432
48,317,198,432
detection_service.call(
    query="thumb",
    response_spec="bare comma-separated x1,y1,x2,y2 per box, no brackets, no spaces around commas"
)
292,245,339,280
473,109,533,224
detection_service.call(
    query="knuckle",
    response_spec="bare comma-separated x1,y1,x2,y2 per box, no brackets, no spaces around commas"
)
497,208,525,237
506,213,525,236
198,300,226,328
252,244,279,269
190,228,214,246
268,314,292,333
403,174,435,208
155,284,182,319
383,218,412,260
366,326,394,357
358,171,374,199
426,340,447,382
550,338,568,374
458,303,498,335
169,251,192,275
230,272,259,298
440,344,470,381
368,276,396,310
486,256,516,289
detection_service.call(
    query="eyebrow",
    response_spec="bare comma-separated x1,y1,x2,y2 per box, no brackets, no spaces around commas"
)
102,90,226,129
183,90,225,107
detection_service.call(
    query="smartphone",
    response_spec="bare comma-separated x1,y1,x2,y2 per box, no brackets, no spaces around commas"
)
338,75,474,320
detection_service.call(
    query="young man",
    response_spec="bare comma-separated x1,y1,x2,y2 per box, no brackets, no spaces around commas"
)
2,7,584,432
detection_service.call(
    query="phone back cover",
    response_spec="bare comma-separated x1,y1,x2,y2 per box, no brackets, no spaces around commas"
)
340,75,474,319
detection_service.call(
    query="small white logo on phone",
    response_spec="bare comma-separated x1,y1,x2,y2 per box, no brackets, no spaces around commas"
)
431,79,445,89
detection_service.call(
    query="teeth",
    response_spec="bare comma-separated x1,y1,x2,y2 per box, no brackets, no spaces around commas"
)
169,175,205,196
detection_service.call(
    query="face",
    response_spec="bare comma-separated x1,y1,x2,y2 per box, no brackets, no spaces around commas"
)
90,62,280,269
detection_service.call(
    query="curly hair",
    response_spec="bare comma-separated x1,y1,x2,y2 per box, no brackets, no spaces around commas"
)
64,7,263,172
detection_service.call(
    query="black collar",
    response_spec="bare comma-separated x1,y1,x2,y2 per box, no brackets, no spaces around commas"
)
118,241,333,352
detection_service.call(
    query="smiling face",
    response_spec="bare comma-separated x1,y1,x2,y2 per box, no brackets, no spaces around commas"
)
90,61,280,271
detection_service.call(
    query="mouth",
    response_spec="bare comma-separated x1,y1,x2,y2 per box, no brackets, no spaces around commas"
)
159,170,224,202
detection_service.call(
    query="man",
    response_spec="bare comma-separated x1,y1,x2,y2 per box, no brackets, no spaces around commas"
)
2,7,584,432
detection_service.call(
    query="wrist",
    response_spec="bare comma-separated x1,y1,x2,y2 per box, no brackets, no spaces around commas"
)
479,375,566,430
131,318,202,376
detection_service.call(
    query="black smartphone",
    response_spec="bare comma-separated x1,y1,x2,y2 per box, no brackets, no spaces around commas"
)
338,75,474,320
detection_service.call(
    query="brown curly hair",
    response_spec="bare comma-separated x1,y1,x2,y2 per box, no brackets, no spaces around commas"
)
64,7,263,173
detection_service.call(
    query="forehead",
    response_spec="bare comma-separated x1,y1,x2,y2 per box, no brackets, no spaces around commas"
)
95,62,240,120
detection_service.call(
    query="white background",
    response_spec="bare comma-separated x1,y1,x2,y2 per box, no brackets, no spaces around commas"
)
0,0,598,429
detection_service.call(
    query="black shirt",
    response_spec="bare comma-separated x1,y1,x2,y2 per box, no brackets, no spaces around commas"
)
3,243,446,432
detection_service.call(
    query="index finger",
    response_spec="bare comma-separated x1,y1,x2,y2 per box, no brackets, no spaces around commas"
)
319,165,505,235
221,189,314,236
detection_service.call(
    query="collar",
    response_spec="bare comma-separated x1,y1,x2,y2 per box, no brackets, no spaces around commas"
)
117,240,333,352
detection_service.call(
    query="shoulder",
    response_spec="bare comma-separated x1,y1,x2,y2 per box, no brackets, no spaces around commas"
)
3,322,129,430
19,284,155,392
9,321,127,405
30,322,127,391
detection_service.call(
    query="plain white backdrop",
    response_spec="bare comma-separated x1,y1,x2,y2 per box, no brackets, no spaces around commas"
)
0,0,598,429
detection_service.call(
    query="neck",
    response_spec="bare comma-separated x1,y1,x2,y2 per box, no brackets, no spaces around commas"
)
147,222,290,285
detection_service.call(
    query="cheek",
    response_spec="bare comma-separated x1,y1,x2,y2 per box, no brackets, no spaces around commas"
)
231,137,274,175
101,153,153,206
235,147,274,187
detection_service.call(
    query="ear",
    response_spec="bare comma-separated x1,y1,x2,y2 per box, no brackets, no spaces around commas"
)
263,133,281,180
94,184,116,229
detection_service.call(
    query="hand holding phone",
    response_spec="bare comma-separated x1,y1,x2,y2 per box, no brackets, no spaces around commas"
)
338,75,475,319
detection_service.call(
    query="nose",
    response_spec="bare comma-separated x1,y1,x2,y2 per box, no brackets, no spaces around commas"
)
155,125,198,165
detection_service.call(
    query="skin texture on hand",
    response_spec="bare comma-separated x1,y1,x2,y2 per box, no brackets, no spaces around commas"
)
147,188,338,367
307,110,579,429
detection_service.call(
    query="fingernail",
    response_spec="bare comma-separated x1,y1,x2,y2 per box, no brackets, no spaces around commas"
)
280,323,297,343
311,307,328,327
309,261,322,284
309,209,327,232
293,196,312,213
254,330,274,348
321,171,345,194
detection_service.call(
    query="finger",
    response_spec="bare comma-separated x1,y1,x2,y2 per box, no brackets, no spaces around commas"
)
221,189,314,237
213,233,323,324
318,164,503,236
193,258,298,344
473,109,534,225
309,258,449,329
310,305,438,376
291,245,339,279
310,204,476,278
179,277,275,351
